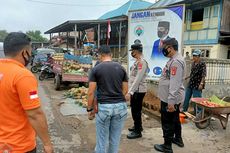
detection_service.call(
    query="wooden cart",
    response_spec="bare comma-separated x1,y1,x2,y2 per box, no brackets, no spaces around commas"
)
52,55,92,90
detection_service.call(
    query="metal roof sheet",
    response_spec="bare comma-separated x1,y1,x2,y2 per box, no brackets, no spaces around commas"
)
150,0,185,8
99,0,153,19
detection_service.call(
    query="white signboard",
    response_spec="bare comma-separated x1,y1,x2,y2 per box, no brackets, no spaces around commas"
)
128,5,185,80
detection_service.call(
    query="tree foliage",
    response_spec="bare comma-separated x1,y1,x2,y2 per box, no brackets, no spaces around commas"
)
26,30,48,42
0,30,48,43
0,30,8,42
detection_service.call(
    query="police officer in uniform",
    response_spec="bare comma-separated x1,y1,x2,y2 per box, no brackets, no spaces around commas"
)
126,41,148,139
154,38,185,153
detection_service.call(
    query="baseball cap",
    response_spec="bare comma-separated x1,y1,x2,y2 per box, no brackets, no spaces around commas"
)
129,43,143,52
98,45,111,54
192,49,201,56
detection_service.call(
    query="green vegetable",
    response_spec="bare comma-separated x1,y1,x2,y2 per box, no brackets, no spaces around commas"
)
209,95,230,107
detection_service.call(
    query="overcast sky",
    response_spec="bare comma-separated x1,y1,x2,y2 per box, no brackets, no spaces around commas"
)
0,0,155,37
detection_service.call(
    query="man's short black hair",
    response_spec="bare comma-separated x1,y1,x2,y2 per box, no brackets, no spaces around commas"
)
4,32,31,56
98,45,111,55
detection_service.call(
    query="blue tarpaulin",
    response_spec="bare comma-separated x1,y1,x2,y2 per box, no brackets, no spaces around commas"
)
64,54,92,64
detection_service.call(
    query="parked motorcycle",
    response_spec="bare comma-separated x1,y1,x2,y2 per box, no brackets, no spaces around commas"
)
31,53,49,73
31,61,44,73
39,64,55,81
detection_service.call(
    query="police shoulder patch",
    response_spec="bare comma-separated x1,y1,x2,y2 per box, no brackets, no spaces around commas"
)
138,63,143,70
170,66,177,75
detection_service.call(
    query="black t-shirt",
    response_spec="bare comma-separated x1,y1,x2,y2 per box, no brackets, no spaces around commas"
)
89,61,128,104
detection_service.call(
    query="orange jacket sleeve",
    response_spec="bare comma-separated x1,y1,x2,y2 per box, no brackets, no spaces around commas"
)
15,75,41,110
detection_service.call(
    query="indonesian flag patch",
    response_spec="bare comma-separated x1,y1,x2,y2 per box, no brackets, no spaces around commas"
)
29,91,38,100
171,66,177,76
0,73,3,80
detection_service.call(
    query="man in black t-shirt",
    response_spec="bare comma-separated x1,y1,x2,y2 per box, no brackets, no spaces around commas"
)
87,45,128,153
183,49,206,112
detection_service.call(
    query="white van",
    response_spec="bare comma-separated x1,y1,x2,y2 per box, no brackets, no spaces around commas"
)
0,42,4,58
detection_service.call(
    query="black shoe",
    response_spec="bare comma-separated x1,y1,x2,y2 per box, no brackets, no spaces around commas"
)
172,137,184,147
154,144,173,153
127,131,142,139
128,126,143,132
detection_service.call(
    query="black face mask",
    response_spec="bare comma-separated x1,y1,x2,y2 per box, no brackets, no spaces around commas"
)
162,48,170,57
22,51,32,66
158,31,165,38
131,51,136,58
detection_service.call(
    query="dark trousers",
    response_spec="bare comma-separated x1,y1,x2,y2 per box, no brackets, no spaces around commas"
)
26,148,36,153
161,101,181,145
130,92,146,132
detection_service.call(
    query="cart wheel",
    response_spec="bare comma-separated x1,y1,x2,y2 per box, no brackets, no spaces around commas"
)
54,75,61,90
195,118,211,129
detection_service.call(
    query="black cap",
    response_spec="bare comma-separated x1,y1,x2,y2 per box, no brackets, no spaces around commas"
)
129,43,143,52
162,38,178,51
98,45,111,54
158,21,170,29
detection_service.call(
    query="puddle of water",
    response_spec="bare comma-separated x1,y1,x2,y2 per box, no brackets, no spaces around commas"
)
60,98,87,116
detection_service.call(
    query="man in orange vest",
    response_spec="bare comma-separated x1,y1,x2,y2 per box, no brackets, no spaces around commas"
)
0,32,53,153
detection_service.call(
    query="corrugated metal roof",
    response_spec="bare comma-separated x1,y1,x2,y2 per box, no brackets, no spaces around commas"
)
99,0,153,19
150,0,185,8
44,18,127,34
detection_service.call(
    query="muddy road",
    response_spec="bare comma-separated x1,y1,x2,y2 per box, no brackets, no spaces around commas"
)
37,79,230,153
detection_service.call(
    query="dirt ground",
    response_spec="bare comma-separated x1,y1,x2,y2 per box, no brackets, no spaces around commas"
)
37,79,230,153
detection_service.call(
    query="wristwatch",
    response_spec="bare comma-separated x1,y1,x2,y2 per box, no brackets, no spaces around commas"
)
86,107,93,112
